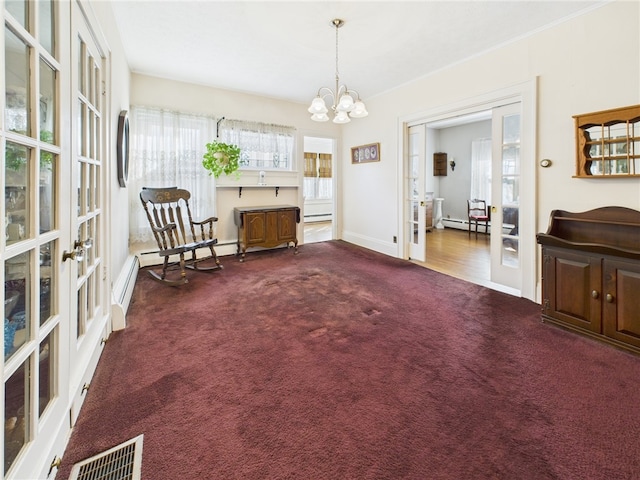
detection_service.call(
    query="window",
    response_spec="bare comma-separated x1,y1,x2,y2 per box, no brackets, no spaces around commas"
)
218,119,295,171
470,138,492,205
128,106,217,245
303,152,332,200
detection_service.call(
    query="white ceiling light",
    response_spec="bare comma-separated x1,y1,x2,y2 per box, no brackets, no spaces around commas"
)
308,19,368,124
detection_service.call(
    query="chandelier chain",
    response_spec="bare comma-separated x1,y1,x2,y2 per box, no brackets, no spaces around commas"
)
335,20,340,90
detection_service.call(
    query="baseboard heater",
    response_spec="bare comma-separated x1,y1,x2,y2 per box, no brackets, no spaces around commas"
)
304,214,332,222
111,255,139,331
441,218,469,230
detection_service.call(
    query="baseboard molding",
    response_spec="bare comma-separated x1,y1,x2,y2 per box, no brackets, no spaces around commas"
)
342,230,399,257
111,255,139,331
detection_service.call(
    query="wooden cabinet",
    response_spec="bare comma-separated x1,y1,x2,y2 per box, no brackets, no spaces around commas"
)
425,199,433,231
537,207,640,353
573,104,640,177
234,205,300,261
433,152,447,176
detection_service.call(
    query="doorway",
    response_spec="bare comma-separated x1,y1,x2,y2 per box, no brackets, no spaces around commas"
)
303,136,335,244
400,81,537,301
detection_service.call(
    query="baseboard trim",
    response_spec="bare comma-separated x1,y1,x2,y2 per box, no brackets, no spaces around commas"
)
111,255,139,331
342,230,399,257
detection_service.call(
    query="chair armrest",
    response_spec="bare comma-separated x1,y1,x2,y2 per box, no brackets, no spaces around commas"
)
191,216,218,225
152,223,177,234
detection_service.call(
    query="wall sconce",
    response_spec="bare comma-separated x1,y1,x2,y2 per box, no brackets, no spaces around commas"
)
449,159,456,171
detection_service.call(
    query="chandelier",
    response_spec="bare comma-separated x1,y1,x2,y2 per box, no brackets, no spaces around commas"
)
308,19,368,124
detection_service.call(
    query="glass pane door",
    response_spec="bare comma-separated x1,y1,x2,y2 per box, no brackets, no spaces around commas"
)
491,103,522,291
3,1,62,477
74,30,103,341
407,125,426,262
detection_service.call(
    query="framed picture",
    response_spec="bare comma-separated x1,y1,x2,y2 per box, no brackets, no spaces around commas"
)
351,143,380,164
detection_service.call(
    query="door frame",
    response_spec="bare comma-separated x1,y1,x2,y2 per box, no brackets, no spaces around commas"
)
397,79,537,301
299,132,339,243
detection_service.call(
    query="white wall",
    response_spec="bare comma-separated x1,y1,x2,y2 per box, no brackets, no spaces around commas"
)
130,74,341,255
91,1,133,321
435,120,492,221
340,0,639,257
108,1,638,290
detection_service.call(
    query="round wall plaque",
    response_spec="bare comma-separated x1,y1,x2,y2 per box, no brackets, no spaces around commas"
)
117,110,130,187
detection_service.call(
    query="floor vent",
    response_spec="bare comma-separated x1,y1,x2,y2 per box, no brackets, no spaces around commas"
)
69,434,143,480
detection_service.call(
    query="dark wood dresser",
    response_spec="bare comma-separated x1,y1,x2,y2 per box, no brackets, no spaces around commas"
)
233,205,300,261
536,207,640,353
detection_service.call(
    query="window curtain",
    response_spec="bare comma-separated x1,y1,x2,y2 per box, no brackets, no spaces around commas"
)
470,138,492,205
302,152,333,200
218,119,295,170
128,106,217,245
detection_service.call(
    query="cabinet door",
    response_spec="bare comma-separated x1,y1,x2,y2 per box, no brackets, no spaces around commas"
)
603,259,640,348
544,248,602,333
246,212,266,245
264,211,279,244
278,209,297,242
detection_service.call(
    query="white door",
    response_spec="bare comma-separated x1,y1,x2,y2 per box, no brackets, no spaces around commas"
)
407,125,426,261
490,103,522,292
2,2,110,477
68,0,110,422
2,0,69,477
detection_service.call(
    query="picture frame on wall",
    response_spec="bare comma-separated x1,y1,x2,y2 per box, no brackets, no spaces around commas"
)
351,142,380,164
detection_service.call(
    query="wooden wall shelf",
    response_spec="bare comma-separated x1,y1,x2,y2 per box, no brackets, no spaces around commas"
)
573,104,640,178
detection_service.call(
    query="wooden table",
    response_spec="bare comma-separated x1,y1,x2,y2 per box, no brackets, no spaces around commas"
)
233,205,300,262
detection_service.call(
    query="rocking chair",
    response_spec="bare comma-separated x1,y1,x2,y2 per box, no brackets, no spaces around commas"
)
140,187,222,286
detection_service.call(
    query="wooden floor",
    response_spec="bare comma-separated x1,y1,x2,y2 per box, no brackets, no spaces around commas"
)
304,221,332,244
414,227,492,287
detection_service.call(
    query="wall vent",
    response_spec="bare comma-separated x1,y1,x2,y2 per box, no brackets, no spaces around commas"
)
69,434,143,480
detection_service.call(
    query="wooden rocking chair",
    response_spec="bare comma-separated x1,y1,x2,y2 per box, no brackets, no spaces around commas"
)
140,187,223,286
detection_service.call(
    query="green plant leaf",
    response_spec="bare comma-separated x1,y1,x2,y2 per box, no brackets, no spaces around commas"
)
203,140,242,178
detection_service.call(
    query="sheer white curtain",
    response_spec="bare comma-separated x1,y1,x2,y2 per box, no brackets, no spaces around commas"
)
219,119,295,170
128,106,217,244
470,138,492,204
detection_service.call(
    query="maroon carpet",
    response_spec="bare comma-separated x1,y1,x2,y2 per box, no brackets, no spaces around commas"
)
57,241,640,479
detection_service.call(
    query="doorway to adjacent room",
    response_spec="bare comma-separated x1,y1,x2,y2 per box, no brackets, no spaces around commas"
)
303,136,336,244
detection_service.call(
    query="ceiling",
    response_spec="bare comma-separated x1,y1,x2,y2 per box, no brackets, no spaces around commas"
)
110,1,605,106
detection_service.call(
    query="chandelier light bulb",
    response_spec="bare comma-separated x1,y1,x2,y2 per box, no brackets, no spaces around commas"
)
336,94,355,112
311,112,330,122
308,97,328,114
333,111,351,124
350,101,369,118
308,19,367,123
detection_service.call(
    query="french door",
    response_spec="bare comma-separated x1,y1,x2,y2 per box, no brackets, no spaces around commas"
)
407,125,426,261
490,103,522,292
2,1,109,478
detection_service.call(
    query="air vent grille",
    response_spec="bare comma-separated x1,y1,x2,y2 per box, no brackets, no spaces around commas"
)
69,434,143,480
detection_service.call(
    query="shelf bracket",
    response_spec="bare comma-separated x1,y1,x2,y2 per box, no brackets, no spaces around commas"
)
275,186,279,197
238,186,242,198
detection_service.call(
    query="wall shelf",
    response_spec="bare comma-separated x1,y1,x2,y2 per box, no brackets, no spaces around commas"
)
573,104,640,178
216,185,297,198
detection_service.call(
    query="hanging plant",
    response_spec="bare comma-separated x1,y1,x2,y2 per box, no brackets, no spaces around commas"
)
202,140,241,178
